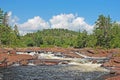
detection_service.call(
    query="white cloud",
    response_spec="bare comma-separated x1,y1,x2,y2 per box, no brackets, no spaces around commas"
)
8,11,19,26
8,11,12,16
9,13,94,35
50,14,94,33
50,14,74,29
18,16,50,35
117,21,120,24
11,16,19,25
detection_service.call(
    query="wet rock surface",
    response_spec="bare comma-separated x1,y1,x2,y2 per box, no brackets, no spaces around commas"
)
0,53,33,67
105,75,120,80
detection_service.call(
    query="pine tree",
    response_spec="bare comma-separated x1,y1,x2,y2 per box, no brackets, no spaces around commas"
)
0,8,4,24
14,24,20,38
3,12,9,26
94,15,112,48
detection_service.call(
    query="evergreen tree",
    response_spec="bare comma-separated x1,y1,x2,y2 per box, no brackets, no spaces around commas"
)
76,30,88,48
14,24,20,38
110,23,120,48
94,15,112,48
34,33,43,47
0,8,4,24
3,12,9,26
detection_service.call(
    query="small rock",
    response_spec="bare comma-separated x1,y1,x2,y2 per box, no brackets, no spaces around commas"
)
110,70,116,74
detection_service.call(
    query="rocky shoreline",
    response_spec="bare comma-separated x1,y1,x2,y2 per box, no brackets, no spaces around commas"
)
0,47,120,80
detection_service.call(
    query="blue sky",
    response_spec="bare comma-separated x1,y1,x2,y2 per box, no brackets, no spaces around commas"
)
0,0,120,34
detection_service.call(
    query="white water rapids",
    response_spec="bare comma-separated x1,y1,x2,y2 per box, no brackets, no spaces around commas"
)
37,52,109,72
1,51,110,80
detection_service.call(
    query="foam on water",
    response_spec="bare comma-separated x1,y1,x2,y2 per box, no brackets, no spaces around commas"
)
38,53,109,72
27,63,36,66
38,53,59,59
12,63,20,66
68,62,109,72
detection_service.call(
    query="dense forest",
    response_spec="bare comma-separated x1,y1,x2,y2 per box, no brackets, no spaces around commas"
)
0,8,120,48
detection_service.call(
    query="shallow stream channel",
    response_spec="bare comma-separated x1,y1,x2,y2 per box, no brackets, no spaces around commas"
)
0,64,109,80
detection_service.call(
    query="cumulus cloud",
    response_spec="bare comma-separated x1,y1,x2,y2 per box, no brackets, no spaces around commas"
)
50,14,74,29
18,16,50,35
9,13,94,35
50,14,93,33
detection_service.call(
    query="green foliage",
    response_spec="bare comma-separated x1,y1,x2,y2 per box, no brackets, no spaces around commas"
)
1,8,120,49
94,15,113,48
0,24,22,47
86,34,97,48
14,25,20,38
109,23,120,48
34,33,43,47
76,30,87,48
23,29,78,48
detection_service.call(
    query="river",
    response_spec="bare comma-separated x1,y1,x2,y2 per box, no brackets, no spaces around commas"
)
0,64,109,80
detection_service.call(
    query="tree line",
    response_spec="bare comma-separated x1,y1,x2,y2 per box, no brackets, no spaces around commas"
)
0,8,120,48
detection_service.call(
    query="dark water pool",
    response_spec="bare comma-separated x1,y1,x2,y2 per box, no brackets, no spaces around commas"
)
0,65,109,80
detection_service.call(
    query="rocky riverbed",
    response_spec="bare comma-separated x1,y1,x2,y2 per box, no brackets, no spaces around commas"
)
0,47,120,80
